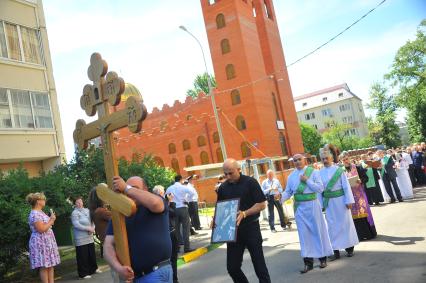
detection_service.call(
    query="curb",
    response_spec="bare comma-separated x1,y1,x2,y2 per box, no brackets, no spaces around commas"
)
177,243,223,267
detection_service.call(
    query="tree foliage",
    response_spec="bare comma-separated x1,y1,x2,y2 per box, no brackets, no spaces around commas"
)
321,120,374,151
186,72,217,98
366,83,401,148
385,20,426,142
299,123,323,156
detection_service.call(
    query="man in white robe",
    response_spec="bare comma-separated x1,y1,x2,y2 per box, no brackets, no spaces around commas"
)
282,154,333,273
319,146,359,260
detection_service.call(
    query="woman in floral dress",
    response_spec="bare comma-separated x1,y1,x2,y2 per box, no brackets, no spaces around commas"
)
26,192,60,283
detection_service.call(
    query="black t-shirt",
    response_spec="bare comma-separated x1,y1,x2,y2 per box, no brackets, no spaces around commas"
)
217,174,266,228
106,198,172,273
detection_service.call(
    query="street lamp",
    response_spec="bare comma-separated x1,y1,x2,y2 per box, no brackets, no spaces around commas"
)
179,25,228,161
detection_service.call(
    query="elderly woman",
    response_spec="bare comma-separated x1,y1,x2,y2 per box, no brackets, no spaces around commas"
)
71,196,98,279
26,192,60,283
340,151,377,240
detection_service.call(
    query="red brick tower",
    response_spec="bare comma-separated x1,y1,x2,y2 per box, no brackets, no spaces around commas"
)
200,0,303,158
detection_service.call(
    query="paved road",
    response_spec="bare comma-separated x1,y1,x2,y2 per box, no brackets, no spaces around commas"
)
60,186,426,283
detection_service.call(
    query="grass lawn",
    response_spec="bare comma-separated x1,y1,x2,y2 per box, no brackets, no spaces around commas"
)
4,244,106,283
198,207,215,217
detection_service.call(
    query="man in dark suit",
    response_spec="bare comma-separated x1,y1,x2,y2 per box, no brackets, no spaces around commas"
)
379,150,403,203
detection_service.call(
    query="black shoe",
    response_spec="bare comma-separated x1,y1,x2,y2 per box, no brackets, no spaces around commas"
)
195,227,202,230
190,229,198,236
184,248,195,253
390,199,396,203
398,199,404,202
346,251,354,257
300,265,313,274
328,252,340,261
319,261,327,268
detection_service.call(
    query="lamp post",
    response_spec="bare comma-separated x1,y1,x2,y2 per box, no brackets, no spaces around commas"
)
179,25,228,161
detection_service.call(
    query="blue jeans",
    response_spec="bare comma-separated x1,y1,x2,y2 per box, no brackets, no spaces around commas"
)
134,264,173,283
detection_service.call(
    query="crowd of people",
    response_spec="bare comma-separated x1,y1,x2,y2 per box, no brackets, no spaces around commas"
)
24,141,425,283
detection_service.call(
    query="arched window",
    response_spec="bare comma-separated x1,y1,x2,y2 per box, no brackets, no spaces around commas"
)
168,143,176,154
186,114,192,121
160,120,168,131
231,89,241,105
279,132,288,156
221,39,231,54
216,13,226,29
212,131,219,143
171,158,180,173
241,142,251,158
182,139,191,150
216,148,224,162
185,155,194,167
153,156,165,167
236,115,247,130
197,136,207,147
226,64,236,80
200,151,209,164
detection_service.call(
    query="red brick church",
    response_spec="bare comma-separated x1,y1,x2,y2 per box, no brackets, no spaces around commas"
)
114,0,303,174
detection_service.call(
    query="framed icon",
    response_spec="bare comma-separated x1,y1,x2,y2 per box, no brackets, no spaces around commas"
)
211,198,240,243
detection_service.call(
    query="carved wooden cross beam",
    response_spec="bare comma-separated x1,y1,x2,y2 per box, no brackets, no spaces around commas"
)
73,53,147,267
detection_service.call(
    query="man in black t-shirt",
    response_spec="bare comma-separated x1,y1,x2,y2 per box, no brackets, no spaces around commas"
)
217,159,271,283
104,176,172,282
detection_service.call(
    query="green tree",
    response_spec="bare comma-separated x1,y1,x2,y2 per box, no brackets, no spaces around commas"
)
299,123,323,156
322,121,353,150
385,20,426,142
366,83,401,148
186,72,217,98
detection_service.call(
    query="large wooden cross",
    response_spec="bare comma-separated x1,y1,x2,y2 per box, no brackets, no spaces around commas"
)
73,53,147,267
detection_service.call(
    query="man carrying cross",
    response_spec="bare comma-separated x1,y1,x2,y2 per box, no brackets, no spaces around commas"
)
104,175,172,283
281,153,333,273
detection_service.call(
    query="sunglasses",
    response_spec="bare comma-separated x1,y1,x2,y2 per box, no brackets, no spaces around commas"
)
223,172,234,176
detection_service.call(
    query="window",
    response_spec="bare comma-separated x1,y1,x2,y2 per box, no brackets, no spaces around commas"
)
213,131,219,143
241,142,251,158
279,132,288,156
264,0,273,19
216,14,226,29
0,88,54,129
226,64,236,80
168,143,176,154
221,39,231,54
185,155,194,167
200,151,209,164
186,114,192,121
171,158,180,173
231,89,241,105
304,112,315,121
342,116,353,124
321,109,332,117
302,102,307,107
313,124,318,130
236,115,247,130
0,21,42,64
350,128,357,135
153,157,164,167
182,139,191,150
339,104,351,112
216,148,224,162
272,93,280,120
20,26,41,64
322,97,328,102
197,136,207,147
160,120,168,131
338,92,343,98
252,1,257,17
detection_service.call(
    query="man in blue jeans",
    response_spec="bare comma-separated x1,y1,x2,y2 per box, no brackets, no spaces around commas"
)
104,176,172,283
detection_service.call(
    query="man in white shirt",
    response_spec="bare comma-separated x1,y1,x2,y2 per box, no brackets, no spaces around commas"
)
261,170,290,232
166,175,195,253
185,175,202,232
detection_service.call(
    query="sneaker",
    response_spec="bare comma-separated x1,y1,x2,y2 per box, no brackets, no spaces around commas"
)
95,269,102,274
80,275,92,279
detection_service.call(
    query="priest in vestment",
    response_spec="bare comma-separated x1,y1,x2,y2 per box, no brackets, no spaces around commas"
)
281,154,333,273
319,145,359,260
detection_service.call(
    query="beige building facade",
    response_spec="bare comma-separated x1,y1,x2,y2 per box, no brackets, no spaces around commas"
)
0,0,65,176
294,83,368,138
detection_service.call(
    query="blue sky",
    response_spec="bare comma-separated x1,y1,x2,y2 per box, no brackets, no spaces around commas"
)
41,0,425,160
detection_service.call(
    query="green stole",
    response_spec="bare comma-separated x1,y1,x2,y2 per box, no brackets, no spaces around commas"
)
365,167,376,188
322,166,344,209
380,155,390,177
293,166,315,212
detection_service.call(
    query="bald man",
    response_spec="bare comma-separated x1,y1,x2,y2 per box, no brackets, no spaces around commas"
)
217,159,270,283
104,176,172,283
